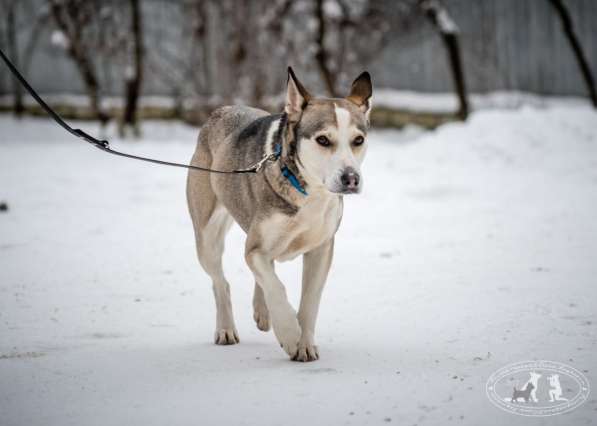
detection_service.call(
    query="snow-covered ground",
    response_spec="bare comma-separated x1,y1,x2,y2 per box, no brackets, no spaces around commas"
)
2,90,589,114
1,105,596,426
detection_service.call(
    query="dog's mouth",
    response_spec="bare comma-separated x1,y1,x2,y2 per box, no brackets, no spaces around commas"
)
329,186,361,195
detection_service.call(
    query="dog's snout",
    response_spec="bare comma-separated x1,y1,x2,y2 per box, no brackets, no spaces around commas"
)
340,168,360,191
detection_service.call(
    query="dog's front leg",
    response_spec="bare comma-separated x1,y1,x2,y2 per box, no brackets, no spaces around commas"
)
245,250,301,358
294,238,334,362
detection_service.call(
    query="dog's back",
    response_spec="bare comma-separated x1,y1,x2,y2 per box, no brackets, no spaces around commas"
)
195,106,269,164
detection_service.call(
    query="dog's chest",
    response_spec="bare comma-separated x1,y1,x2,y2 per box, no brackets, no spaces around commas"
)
276,195,342,261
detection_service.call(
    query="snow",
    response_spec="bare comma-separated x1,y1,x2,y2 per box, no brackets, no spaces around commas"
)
435,8,459,34
124,65,136,82
0,94,178,111
50,30,69,50
419,0,459,34
1,104,596,426
323,0,343,19
3,91,590,116
374,89,591,113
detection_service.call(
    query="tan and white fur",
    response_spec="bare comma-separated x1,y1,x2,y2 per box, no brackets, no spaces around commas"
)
186,67,372,361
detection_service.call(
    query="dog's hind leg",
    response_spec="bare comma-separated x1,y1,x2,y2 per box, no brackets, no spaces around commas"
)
196,205,237,344
253,282,271,331
187,143,238,345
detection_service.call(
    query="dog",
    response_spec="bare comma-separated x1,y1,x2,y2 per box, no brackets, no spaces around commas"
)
548,374,568,402
511,382,535,403
186,67,372,361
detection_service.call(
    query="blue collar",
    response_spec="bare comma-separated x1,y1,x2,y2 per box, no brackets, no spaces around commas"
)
281,165,308,195
273,143,308,196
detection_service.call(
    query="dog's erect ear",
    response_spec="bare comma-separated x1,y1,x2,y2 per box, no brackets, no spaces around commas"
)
285,67,311,122
347,71,373,119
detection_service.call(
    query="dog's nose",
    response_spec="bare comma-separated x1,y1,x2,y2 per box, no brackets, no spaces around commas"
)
340,169,360,191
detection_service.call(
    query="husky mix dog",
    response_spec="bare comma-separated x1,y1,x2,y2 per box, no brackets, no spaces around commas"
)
186,67,372,361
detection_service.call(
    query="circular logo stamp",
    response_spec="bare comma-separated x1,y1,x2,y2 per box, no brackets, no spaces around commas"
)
486,360,590,417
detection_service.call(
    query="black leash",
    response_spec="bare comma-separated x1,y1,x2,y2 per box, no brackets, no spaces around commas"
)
0,48,280,174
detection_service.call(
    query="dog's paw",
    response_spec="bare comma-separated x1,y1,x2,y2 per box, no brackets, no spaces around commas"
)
292,343,319,362
253,307,271,332
280,339,299,358
273,319,301,357
214,328,239,345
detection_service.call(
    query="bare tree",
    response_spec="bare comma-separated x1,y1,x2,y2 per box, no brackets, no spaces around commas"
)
21,7,52,77
308,0,391,97
121,0,144,136
548,0,597,108
188,0,211,96
48,0,109,123
3,0,24,116
314,0,337,96
419,0,469,120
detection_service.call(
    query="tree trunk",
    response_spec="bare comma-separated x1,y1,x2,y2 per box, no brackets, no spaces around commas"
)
419,0,469,120
548,0,597,107
48,0,108,123
6,1,24,116
314,0,337,97
122,0,144,135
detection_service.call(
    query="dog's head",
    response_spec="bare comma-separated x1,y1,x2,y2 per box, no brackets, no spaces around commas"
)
284,67,372,195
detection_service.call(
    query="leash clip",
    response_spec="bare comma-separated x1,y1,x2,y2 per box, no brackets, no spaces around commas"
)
248,142,282,173
251,151,279,173
72,128,110,149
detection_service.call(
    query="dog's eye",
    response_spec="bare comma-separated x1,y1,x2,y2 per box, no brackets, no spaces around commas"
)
353,136,365,146
316,135,331,147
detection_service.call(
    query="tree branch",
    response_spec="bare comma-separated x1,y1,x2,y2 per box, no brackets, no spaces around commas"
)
548,0,597,107
419,0,469,120
314,0,337,97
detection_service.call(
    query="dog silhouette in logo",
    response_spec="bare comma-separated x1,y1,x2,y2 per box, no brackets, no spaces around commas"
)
548,374,568,402
522,371,541,402
511,382,535,402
